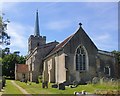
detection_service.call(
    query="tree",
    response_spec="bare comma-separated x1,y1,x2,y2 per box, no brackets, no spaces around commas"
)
112,50,120,78
2,47,10,58
0,13,10,88
0,13,10,45
2,48,26,79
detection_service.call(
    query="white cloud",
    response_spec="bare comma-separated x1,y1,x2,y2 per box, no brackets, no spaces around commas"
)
2,2,18,10
92,33,118,51
5,22,33,55
94,33,110,42
46,20,72,31
2,2,22,17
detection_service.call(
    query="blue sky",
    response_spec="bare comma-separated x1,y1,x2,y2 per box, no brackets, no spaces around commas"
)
1,1,118,55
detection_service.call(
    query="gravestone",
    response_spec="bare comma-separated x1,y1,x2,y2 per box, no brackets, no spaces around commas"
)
110,78,115,82
51,84,58,88
92,77,99,84
73,81,78,86
24,78,27,84
42,81,48,88
63,81,69,86
101,77,109,83
58,83,65,90
70,81,78,88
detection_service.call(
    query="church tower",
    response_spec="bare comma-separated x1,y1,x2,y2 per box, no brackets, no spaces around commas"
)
28,10,46,54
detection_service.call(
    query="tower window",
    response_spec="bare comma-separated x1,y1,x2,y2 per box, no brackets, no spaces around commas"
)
37,43,39,46
76,46,87,71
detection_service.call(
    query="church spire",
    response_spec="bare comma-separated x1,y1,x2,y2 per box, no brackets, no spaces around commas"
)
34,10,40,37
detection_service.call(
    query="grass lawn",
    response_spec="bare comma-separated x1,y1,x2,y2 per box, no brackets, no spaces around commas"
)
15,80,119,94
3,80,24,95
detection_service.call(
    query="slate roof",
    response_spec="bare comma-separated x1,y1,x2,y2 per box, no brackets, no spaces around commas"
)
16,64,28,73
44,26,98,59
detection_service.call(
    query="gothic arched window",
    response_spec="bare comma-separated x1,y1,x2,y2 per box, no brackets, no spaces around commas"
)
76,46,86,71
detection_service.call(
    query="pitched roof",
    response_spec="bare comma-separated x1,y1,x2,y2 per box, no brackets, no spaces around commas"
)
49,34,74,55
16,64,28,73
44,26,97,59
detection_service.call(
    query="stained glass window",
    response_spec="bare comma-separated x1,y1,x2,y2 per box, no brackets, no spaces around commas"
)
76,46,86,71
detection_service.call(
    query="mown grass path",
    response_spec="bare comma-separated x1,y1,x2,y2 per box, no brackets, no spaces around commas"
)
2,80,33,96
11,80,32,96
3,80,24,95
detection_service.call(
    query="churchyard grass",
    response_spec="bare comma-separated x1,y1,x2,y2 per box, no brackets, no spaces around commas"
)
3,80,24,94
15,80,119,94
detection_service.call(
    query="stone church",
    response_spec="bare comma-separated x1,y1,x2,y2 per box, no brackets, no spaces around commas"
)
15,11,116,84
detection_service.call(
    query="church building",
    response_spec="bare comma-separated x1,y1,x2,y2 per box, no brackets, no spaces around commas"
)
15,11,116,84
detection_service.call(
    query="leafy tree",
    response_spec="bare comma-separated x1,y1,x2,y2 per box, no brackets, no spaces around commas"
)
2,47,10,58
0,13,10,86
112,50,120,63
2,48,26,79
0,13,10,45
112,50,120,78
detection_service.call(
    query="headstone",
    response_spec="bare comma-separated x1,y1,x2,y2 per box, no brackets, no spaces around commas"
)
51,84,58,88
79,79,87,85
92,77,99,84
70,81,79,88
73,81,78,86
20,78,24,82
101,77,109,83
100,78,103,84
110,78,115,82
42,81,48,88
58,83,65,90
36,79,39,84
63,81,69,86
24,79,27,84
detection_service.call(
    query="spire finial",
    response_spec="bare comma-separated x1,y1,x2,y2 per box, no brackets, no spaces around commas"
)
34,10,40,37
79,23,82,28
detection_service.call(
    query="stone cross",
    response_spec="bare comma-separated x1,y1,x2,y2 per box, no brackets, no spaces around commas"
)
79,23,82,27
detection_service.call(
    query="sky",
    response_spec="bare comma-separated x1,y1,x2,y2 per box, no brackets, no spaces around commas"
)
1,1,118,56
